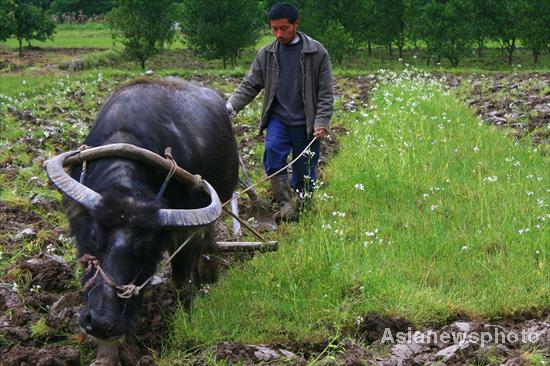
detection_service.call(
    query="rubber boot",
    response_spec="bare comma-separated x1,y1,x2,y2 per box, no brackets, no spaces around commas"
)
270,174,297,222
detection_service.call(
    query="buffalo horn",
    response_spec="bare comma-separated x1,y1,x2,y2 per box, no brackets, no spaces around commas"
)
156,180,222,228
45,150,103,211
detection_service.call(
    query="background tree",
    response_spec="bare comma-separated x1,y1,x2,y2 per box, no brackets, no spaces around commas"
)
403,0,428,52
418,0,474,67
299,0,367,64
517,0,550,65
49,0,117,17
13,0,56,56
179,0,263,69
107,0,176,70
491,0,522,65
0,0,16,42
371,0,405,58
315,20,353,65
472,0,497,58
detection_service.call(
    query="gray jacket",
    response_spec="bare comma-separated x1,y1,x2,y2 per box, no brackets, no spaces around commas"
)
228,32,334,136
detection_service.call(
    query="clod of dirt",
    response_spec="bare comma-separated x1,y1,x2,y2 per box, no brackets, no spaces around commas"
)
18,253,74,292
1,344,80,366
373,318,550,366
215,342,306,365
357,312,415,343
45,291,82,330
457,73,550,146
336,342,372,366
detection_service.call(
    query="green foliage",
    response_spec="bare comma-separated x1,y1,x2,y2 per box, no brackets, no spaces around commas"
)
371,0,406,57
0,1,16,42
49,0,117,16
315,21,352,65
299,0,368,63
179,0,262,69
12,0,56,55
403,0,427,49
517,0,550,65
107,0,177,69
471,0,498,57
419,0,475,67
491,0,523,65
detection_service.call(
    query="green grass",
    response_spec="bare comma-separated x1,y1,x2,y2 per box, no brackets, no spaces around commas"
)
0,23,114,49
163,70,549,358
0,22,187,50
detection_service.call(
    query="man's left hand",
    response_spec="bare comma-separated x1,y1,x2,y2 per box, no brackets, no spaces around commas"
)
313,127,328,140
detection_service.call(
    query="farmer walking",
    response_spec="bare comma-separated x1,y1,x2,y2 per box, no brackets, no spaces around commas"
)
227,2,334,221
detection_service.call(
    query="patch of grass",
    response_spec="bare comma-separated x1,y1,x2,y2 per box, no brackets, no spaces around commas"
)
163,70,549,357
521,349,549,366
30,317,51,338
0,23,114,49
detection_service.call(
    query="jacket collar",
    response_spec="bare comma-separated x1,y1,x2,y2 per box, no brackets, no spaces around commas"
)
265,31,318,53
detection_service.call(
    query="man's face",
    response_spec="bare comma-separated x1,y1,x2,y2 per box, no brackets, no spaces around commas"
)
270,18,299,45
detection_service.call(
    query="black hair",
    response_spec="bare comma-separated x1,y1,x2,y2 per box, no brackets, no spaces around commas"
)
269,2,298,23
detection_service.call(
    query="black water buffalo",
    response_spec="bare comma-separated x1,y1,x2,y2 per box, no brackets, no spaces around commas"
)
46,78,238,341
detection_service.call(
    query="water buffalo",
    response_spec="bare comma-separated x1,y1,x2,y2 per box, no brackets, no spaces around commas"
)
46,78,238,342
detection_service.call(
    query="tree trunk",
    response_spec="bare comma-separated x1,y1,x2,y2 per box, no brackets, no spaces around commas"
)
532,48,540,66
223,57,227,69
507,39,516,65
140,58,146,70
388,43,392,57
18,38,23,56
368,41,372,55
398,45,403,59
477,38,484,58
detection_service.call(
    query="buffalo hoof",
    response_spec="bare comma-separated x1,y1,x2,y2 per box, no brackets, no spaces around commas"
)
91,341,120,366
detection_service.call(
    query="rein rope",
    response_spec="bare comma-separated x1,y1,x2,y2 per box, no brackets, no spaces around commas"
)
76,136,318,299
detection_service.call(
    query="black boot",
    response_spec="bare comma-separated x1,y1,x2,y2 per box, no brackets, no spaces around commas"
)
270,174,297,222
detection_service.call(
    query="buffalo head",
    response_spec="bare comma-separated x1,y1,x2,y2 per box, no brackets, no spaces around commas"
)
45,147,222,340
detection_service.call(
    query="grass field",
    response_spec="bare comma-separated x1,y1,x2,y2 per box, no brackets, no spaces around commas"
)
163,70,549,360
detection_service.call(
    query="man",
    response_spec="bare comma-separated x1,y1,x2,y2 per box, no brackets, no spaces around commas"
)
226,2,334,221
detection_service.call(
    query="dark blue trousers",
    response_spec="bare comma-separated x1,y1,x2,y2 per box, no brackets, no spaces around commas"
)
263,117,320,193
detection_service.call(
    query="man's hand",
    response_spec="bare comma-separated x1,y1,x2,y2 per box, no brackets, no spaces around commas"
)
313,127,328,140
226,102,236,118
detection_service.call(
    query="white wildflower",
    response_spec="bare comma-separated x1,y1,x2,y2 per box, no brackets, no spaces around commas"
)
354,183,365,191
366,228,379,237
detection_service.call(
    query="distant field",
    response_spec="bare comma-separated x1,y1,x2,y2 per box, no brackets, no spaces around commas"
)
0,22,186,50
